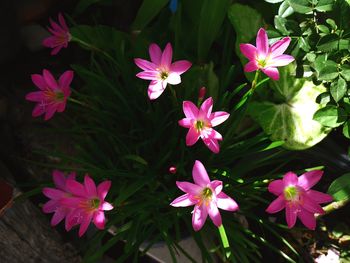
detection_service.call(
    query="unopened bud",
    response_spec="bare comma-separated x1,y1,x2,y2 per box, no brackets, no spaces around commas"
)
198,87,206,100
169,166,177,174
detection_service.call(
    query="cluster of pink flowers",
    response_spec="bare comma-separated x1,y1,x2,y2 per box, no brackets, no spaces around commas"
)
29,13,331,236
43,170,113,237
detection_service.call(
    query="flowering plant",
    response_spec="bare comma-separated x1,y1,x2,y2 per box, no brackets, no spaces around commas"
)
19,1,350,262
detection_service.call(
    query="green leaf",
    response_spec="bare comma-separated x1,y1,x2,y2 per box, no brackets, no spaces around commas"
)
248,65,330,150
74,0,110,15
298,37,311,52
328,173,350,201
330,77,347,102
265,0,285,3
343,121,350,139
275,16,290,35
278,1,295,17
318,60,339,80
341,65,350,81
313,105,346,127
317,34,340,52
288,0,313,13
197,0,231,60
315,0,333,12
132,0,169,30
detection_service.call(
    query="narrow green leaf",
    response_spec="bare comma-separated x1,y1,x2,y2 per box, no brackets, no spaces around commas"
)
132,0,169,30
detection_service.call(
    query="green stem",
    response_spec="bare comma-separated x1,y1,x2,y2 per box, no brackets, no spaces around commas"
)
316,199,349,218
251,70,260,91
218,224,231,259
168,85,178,107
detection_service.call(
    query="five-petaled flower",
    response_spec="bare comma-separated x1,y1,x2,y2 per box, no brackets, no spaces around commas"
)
42,13,71,55
61,175,114,237
178,97,229,153
240,28,294,80
170,160,239,231
134,42,192,100
42,170,76,230
26,69,73,120
266,170,333,230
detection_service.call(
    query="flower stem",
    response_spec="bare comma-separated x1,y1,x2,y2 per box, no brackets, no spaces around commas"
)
317,199,349,218
168,85,178,106
251,70,260,91
218,224,231,259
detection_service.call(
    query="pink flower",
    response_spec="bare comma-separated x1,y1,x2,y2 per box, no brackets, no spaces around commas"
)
239,28,294,80
134,43,192,100
42,170,76,230
42,13,71,55
170,160,239,231
266,171,333,230
178,97,229,153
26,69,73,120
61,175,114,237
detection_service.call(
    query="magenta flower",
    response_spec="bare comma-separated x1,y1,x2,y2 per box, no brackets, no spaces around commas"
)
42,13,71,55
239,28,294,80
26,69,73,120
266,171,333,230
62,175,114,237
42,170,76,230
178,97,229,153
134,43,192,100
170,160,239,231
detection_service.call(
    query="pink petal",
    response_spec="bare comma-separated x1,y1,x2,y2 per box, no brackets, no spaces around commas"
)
170,60,192,74
58,13,68,31
102,201,114,211
136,70,159,80
32,104,45,117
244,61,259,72
269,55,294,67
301,195,324,214
51,46,63,55
199,97,213,118
285,203,298,228
261,67,279,80
166,72,181,85
42,188,65,200
79,213,93,237
298,207,316,230
60,197,83,208
176,181,201,195
192,205,208,231
306,190,333,204
192,160,210,187
25,91,44,102
206,129,222,140
170,193,197,207
31,74,47,90
148,80,166,100
268,179,284,196
183,101,199,119
43,69,59,90
161,43,173,68
266,195,285,213
178,118,193,128
42,36,55,48
66,179,86,196
208,202,222,227
239,43,257,60
149,43,162,65
256,28,269,57
65,209,81,231
67,172,76,180
298,170,323,191
202,136,220,153
49,18,64,32
42,200,58,213
216,192,239,211
52,170,66,190
93,211,105,229
134,58,157,71
209,180,222,195
186,127,200,146
51,209,66,226
283,172,298,186
210,111,229,127
270,37,291,57
58,70,74,88
84,175,97,197
44,106,57,121
97,180,111,200
56,101,67,113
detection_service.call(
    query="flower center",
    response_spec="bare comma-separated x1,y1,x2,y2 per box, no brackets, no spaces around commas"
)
195,120,205,131
257,58,267,68
55,91,65,101
160,71,169,80
90,198,100,209
284,186,299,201
201,187,213,200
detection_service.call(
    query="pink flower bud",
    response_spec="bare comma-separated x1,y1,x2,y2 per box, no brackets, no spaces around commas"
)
169,166,177,174
198,87,206,100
